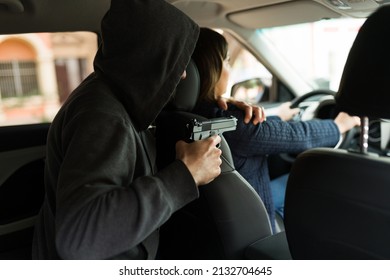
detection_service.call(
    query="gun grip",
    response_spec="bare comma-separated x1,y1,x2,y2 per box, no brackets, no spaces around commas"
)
208,131,221,148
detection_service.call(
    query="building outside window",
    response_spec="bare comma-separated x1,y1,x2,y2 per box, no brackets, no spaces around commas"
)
0,32,97,126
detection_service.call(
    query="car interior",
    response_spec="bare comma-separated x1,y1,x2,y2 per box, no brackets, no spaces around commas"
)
1,0,390,260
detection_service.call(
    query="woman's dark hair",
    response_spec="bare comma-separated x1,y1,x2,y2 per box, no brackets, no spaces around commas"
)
192,28,229,102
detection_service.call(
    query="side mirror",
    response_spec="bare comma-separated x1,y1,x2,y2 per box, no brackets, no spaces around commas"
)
231,78,269,104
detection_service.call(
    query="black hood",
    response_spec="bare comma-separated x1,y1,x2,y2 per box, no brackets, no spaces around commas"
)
94,0,199,130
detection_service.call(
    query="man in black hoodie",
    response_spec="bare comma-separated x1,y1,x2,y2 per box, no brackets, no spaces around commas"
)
32,0,223,260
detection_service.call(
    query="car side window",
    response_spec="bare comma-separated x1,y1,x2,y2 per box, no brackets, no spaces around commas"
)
222,31,273,103
0,32,97,126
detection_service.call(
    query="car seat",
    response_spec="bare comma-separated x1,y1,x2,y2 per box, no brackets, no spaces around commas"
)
155,59,291,259
284,5,390,259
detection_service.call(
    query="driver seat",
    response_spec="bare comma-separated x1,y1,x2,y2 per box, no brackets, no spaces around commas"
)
155,59,291,259
284,5,390,259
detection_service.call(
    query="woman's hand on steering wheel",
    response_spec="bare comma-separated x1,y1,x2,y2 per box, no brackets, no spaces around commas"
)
276,102,300,121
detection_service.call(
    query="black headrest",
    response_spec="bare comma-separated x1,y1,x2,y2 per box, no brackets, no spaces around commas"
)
165,59,200,112
336,5,390,119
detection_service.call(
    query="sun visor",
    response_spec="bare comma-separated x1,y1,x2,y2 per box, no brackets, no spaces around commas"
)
228,0,341,29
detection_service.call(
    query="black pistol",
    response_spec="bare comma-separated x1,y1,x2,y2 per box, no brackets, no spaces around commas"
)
187,116,237,141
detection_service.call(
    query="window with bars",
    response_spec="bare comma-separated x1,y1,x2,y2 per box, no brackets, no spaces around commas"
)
0,61,39,98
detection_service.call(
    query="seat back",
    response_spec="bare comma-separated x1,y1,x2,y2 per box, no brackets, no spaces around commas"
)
0,123,48,259
284,5,390,260
155,60,273,259
285,148,390,259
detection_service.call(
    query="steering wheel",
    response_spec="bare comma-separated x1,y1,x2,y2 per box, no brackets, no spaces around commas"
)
279,89,357,162
290,89,336,109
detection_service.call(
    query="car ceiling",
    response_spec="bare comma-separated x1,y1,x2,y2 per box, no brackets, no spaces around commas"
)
0,0,384,34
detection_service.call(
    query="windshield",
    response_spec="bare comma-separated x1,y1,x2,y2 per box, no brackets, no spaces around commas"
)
260,18,365,91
